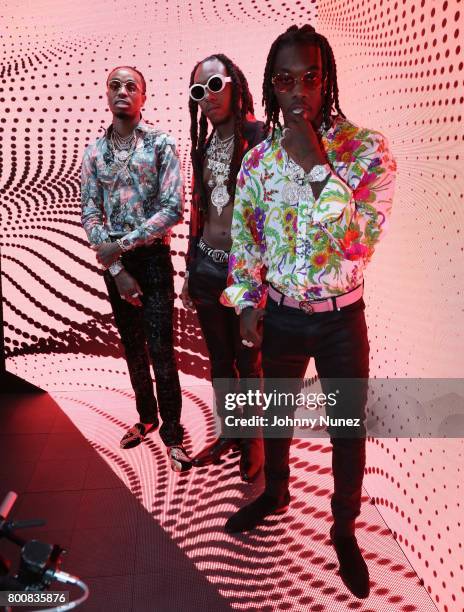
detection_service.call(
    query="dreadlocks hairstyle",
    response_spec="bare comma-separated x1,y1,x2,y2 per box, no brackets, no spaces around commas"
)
189,54,255,211
107,66,147,94
262,24,345,136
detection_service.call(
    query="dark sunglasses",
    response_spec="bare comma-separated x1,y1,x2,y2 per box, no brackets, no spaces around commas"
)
189,74,232,102
272,72,323,93
108,79,142,94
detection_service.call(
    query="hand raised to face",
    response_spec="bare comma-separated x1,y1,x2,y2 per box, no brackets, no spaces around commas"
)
272,43,327,169
280,109,326,169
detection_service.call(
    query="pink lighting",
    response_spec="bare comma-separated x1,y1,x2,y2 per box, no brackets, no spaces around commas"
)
1,1,463,610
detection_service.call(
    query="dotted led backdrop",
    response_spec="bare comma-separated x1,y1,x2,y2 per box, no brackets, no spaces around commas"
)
1,1,463,611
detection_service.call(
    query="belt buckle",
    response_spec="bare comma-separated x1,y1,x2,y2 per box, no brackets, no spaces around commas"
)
299,300,314,315
211,249,226,263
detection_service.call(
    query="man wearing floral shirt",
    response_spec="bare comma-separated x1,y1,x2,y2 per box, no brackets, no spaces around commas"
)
81,66,191,472
220,26,396,599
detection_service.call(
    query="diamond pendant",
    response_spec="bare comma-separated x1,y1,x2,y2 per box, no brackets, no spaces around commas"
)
122,173,133,186
299,184,313,201
211,184,229,215
282,180,301,206
117,150,130,162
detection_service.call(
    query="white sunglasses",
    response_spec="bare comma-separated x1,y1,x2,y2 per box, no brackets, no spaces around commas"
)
189,74,232,102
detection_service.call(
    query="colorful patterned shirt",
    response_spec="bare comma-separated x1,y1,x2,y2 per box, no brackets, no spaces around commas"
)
81,119,183,250
220,115,396,309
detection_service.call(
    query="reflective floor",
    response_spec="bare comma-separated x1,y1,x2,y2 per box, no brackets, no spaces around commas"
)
0,390,438,612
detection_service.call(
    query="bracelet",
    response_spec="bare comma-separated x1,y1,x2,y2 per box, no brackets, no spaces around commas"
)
108,260,124,277
235,305,253,316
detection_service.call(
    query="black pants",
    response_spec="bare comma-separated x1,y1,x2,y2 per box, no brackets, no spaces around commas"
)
103,243,183,446
188,248,262,420
262,295,369,535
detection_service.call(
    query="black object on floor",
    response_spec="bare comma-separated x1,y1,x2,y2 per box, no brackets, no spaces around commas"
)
0,392,231,612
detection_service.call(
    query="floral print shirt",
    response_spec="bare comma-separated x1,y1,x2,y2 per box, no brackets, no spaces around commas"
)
220,115,396,309
81,120,183,250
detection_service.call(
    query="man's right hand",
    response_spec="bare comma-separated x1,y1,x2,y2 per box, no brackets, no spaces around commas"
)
281,110,326,172
114,270,143,307
240,307,266,348
180,278,195,311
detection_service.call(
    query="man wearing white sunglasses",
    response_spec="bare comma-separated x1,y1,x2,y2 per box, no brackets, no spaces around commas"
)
181,54,267,481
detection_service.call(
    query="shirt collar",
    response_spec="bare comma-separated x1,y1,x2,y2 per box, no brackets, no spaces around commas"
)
103,116,151,138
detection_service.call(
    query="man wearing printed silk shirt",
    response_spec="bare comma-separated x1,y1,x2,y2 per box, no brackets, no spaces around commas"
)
220,26,396,599
81,66,191,472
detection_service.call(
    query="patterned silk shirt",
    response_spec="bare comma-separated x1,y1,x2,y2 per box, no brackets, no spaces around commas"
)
220,115,396,309
81,119,183,250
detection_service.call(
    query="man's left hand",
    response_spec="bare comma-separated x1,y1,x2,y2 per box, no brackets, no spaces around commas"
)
96,242,122,268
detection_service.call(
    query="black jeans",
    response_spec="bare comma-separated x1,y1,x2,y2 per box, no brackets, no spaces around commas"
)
262,295,369,535
104,243,183,446
188,248,262,420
